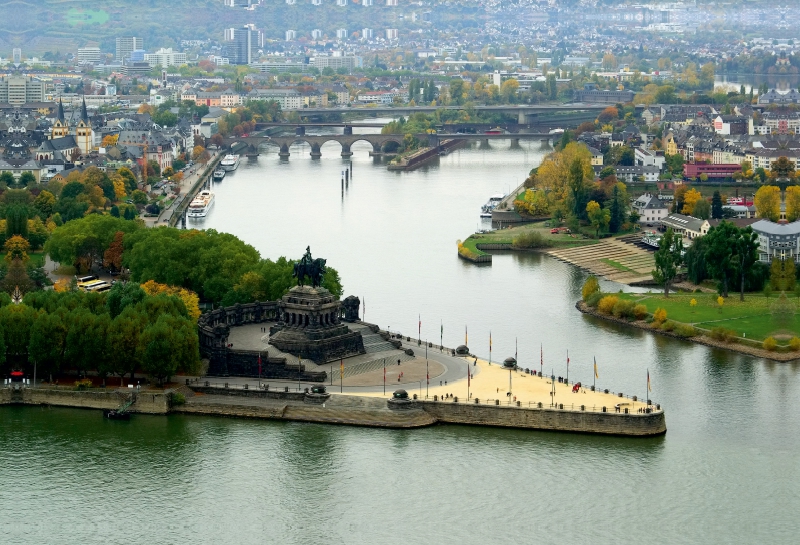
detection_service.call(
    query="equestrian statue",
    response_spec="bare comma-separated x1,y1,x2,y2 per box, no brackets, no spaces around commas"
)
293,246,327,288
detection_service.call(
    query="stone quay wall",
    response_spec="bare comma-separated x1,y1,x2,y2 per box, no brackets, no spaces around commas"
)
1,388,170,414
418,400,666,436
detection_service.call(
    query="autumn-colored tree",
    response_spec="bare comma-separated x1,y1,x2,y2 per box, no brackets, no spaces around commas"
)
172,172,184,184
140,280,201,322
102,231,125,273
191,145,206,160
54,278,71,292
681,188,703,215
4,235,30,263
754,185,781,222
101,134,119,147
532,142,594,207
770,156,795,180
597,106,619,124
785,186,800,222
138,104,153,115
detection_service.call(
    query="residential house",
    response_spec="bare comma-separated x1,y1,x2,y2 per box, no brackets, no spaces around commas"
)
660,213,710,240
633,193,669,224
751,220,800,263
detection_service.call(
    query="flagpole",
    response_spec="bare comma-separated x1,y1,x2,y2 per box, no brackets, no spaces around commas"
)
340,359,343,394
467,361,470,401
593,356,596,392
540,343,543,376
440,320,443,352
383,358,386,395
566,349,569,384
426,357,429,398
489,330,492,365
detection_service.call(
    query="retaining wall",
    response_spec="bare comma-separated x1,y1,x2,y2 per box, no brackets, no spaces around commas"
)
419,400,665,436
4,388,170,414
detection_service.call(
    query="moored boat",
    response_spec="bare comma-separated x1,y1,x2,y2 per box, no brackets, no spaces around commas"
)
212,169,226,181
220,154,240,171
188,190,215,218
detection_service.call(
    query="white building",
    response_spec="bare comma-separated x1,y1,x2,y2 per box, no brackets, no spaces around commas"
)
286,30,297,41
336,0,348,5
311,29,323,40
386,0,398,5
752,220,800,263
115,37,143,62
385,29,398,40
312,0,323,4
247,89,303,109
362,28,374,39
633,193,669,225
336,28,348,39
144,48,187,68
77,47,102,64
310,55,362,71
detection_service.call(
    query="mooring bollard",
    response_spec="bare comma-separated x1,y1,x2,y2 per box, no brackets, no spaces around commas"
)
602,406,607,412
244,384,248,390
284,386,289,392
434,395,438,401
205,381,210,387
624,408,629,414
618,392,623,397
454,396,458,402
516,401,520,407
224,383,228,388
475,398,479,404
559,403,563,409
495,399,500,406
581,405,585,411
538,402,543,408
633,395,637,401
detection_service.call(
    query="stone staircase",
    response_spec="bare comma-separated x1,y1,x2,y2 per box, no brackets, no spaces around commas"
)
340,352,415,379
361,330,398,353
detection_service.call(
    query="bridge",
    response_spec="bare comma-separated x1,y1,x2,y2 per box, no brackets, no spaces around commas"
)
233,132,554,159
282,103,607,124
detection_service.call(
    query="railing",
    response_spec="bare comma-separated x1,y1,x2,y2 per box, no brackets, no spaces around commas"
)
416,395,662,414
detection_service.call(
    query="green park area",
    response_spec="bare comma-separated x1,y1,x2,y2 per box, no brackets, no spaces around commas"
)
459,221,598,259
66,8,109,26
587,284,800,349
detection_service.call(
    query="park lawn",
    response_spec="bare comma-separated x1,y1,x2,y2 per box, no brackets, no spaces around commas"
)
468,221,599,250
0,251,45,268
66,8,109,25
698,314,800,342
617,292,778,322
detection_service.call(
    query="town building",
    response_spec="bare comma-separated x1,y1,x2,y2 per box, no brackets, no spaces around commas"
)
0,73,45,105
247,89,303,109
77,47,102,64
573,83,634,104
633,193,669,225
660,213,710,241
751,220,800,263
144,48,187,68
116,37,143,62
310,55,362,71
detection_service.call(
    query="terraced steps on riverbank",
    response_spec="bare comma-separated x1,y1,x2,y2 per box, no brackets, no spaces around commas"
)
547,238,656,284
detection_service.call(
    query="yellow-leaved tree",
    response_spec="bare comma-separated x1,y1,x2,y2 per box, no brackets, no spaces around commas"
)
785,186,800,222
681,188,703,215
140,280,201,322
754,185,781,222
533,142,594,206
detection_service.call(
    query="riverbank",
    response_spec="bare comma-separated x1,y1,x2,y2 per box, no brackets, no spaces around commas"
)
576,300,800,363
1,382,666,437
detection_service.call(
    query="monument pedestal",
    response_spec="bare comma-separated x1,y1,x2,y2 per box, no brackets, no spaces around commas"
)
269,285,365,364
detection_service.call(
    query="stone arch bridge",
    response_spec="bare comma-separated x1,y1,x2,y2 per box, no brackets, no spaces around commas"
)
236,134,406,159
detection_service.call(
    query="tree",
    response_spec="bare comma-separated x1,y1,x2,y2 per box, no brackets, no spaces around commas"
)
652,227,683,296
597,106,619,123
754,185,781,221
569,158,590,219
693,199,711,220
681,188,703,215
102,231,125,273
607,183,628,233
34,190,56,218
140,280,201,322
711,190,724,219
705,221,739,297
45,215,140,271
684,235,709,284
582,276,600,301
770,156,795,180
19,172,36,187
786,186,800,222
733,227,759,301
586,200,610,237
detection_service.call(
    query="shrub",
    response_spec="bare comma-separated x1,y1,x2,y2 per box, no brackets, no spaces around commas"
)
612,299,635,319
585,291,603,308
74,378,92,391
171,392,186,406
763,337,778,351
653,307,667,324
674,323,699,338
597,295,619,315
710,327,737,343
660,320,675,332
790,337,800,351
633,304,648,320
512,231,551,249
582,276,600,301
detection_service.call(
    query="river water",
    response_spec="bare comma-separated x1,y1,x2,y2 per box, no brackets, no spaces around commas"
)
3,130,798,544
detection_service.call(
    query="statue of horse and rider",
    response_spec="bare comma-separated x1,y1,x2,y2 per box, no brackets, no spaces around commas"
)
293,247,327,288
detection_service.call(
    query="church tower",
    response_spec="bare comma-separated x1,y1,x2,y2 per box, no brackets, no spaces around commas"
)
75,98,93,155
51,99,69,139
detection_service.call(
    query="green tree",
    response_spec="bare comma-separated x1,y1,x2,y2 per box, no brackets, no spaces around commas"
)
733,227,759,301
711,190,724,219
652,227,683,296
607,182,628,233
45,215,140,271
568,158,590,219
34,190,56,218
705,221,739,297
684,235,709,284
693,199,711,220
586,200,610,237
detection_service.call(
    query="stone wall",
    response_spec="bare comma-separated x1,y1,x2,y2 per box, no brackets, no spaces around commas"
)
7,388,170,414
418,400,666,437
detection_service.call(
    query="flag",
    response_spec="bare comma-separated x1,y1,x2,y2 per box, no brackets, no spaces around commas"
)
258,354,262,376
647,370,651,392
418,314,421,336
465,325,468,346
340,359,343,379
490,331,492,350
515,337,518,362
426,373,429,385
540,344,543,368
383,364,386,384
594,357,598,379
467,363,470,387
440,321,443,336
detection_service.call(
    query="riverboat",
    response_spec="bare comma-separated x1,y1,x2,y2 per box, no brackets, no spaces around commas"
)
220,154,240,171
480,193,506,217
212,169,226,181
188,190,215,218
642,231,660,248
103,409,131,421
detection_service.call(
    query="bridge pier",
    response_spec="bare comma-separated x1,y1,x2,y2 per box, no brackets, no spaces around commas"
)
372,142,382,154
310,144,322,158
343,126,353,135
295,126,306,136
279,144,290,159
341,144,353,158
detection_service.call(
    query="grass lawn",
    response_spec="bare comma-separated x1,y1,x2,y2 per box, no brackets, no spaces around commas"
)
66,8,109,26
614,292,799,340
601,258,636,273
468,221,599,249
0,251,45,268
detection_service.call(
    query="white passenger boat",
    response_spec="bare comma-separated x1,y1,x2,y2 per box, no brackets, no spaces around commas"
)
188,190,215,218
220,154,240,171
212,169,226,181
480,193,506,216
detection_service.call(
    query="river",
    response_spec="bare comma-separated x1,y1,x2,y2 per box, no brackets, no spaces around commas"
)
3,132,797,544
